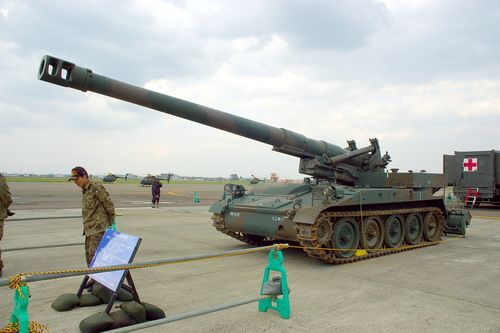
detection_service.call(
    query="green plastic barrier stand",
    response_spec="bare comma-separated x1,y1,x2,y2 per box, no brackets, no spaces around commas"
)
10,284,30,333
258,248,291,319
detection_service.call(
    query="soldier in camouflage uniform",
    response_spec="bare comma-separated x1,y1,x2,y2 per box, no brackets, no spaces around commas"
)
69,167,115,266
0,173,13,278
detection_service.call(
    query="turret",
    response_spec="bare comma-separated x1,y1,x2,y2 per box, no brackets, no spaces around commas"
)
38,55,391,185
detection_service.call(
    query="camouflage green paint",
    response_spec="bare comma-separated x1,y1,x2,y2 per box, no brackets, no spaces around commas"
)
38,55,389,183
81,181,115,236
85,230,106,265
0,174,12,270
39,55,471,254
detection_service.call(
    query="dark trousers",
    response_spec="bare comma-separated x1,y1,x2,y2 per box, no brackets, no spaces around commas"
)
152,195,160,205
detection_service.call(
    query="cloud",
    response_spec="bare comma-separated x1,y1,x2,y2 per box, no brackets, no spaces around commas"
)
0,0,499,179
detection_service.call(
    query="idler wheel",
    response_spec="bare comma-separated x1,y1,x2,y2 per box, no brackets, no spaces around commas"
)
404,213,423,245
360,216,383,252
384,215,404,248
332,218,360,258
315,217,332,245
423,212,441,241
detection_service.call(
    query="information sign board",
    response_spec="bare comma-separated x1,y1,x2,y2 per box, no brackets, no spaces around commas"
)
88,229,141,292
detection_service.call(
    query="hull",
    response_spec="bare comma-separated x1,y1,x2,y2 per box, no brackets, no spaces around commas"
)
210,182,471,264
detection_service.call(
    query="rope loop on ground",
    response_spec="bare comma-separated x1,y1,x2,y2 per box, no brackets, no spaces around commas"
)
0,321,49,333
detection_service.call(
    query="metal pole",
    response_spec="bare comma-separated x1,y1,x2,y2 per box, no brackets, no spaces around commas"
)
107,295,270,333
7,214,120,222
0,245,275,287
6,216,82,222
2,242,84,252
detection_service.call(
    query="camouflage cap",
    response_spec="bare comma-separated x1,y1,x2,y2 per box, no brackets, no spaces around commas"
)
68,166,88,181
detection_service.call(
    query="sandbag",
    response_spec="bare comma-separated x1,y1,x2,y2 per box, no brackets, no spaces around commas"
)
108,309,137,330
92,283,113,303
261,276,290,295
117,288,134,302
79,293,104,307
79,312,114,333
51,293,80,312
143,302,166,321
120,301,146,323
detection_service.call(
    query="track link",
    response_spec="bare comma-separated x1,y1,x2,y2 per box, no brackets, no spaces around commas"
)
212,207,444,264
296,207,444,264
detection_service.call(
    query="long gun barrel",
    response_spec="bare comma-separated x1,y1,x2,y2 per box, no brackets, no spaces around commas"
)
38,55,389,183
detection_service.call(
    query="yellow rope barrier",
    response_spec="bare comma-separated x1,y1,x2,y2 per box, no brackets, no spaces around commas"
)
1,236,465,332
1,277,48,333
6,237,463,291
8,275,30,299
7,244,289,291
3,245,291,333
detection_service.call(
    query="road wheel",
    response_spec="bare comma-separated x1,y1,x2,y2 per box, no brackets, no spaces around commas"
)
384,215,404,248
332,218,360,258
423,212,441,241
360,216,383,252
404,213,423,245
315,217,332,246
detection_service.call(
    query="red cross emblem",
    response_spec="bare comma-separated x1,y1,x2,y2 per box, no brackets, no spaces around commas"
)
463,158,478,172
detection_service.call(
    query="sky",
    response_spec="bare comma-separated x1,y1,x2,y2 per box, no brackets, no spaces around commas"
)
1,0,499,179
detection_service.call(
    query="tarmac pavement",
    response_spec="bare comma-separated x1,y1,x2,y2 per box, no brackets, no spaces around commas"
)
1,182,500,332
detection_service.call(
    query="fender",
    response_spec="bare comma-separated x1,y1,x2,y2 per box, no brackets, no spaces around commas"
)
292,205,327,225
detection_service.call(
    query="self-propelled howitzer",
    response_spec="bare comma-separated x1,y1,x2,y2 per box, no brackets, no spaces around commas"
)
39,55,470,264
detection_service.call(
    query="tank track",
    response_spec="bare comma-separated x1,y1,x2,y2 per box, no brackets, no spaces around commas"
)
295,207,444,264
212,207,444,264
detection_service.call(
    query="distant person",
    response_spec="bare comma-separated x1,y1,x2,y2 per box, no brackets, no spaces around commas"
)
69,167,115,268
151,178,162,208
0,173,14,278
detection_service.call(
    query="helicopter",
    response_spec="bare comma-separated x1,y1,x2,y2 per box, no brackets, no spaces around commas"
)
102,173,129,183
249,174,264,185
140,173,173,186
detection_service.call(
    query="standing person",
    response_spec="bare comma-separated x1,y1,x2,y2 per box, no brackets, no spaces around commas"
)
151,178,162,208
0,173,13,278
69,167,115,267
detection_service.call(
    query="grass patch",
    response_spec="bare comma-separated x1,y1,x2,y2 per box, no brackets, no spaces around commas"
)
5,176,251,185
6,177,69,183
